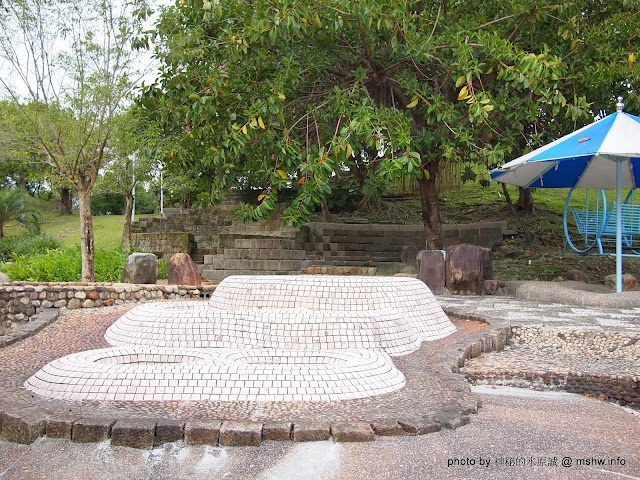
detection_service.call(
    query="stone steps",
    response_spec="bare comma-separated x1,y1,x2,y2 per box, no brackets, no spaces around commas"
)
202,269,296,282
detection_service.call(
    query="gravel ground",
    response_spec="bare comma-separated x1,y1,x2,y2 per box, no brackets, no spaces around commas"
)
1,386,638,480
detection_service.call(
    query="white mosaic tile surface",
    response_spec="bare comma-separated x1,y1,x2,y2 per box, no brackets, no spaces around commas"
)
27,275,454,402
25,347,405,402
106,276,456,355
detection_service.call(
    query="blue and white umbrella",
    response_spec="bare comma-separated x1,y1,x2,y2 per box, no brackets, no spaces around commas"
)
490,98,640,292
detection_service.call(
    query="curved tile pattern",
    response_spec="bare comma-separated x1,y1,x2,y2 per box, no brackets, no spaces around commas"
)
27,275,453,402
106,276,455,355
25,347,405,402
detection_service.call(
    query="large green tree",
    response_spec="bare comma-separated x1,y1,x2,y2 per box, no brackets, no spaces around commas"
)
141,0,608,247
0,0,151,280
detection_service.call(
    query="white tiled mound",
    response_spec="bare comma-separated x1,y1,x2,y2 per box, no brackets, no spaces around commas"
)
106,276,456,355
25,346,405,402
26,275,455,402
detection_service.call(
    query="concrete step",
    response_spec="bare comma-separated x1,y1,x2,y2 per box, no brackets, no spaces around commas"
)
222,247,306,261
202,269,295,282
203,258,304,272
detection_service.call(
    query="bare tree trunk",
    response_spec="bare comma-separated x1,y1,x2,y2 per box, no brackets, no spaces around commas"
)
417,161,444,250
502,183,534,243
320,198,332,222
60,188,73,215
77,187,96,282
515,187,536,214
121,193,133,253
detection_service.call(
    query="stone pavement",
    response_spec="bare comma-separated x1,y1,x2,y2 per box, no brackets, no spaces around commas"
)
1,280,639,450
439,293,640,334
0,386,638,479
439,290,640,408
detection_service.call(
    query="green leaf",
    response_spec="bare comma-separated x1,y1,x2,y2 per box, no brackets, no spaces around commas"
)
406,97,419,108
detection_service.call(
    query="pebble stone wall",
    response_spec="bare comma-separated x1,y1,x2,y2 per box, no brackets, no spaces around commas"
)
0,283,217,337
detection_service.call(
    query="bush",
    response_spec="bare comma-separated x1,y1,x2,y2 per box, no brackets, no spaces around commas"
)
91,193,124,215
158,258,168,279
1,245,129,282
0,233,61,262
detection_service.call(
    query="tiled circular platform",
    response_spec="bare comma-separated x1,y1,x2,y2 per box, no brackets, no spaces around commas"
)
25,346,405,402
107,303,439,355
30,276,455,404
105,276,456,356
0,303,498,447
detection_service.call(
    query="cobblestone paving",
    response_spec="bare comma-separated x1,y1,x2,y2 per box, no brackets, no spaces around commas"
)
0,304,486,424
440,295,640,406
439,295,640,333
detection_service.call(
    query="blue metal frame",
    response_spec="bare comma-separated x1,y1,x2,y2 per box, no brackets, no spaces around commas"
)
563,187,640,270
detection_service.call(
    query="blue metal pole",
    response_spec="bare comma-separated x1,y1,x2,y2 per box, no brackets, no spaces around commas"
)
616,158,623,293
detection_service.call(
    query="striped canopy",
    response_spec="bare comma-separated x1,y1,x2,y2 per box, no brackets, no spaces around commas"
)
489,111,640,189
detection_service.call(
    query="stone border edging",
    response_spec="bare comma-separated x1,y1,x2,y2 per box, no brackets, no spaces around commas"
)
0,282,218,338
0,305,515,448
445,305,640,410
504,281,640,307
0,309,58,348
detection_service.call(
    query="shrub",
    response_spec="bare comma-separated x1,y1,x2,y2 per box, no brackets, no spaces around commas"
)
158,258,168,279
1,245,130,282
0,236,17,263
0,233,61,263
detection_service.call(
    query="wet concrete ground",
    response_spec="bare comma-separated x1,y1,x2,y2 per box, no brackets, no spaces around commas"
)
1,386,638,480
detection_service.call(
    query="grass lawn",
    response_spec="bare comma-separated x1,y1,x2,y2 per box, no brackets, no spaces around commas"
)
4,196,159,249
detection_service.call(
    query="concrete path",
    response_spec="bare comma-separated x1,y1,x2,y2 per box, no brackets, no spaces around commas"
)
1,386,638,480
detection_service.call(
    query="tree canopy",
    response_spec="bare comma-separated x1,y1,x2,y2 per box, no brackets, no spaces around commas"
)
0,0,152,280
144,0,639,246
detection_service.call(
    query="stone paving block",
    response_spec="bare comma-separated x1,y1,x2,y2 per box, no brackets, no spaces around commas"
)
184,420,222,445
371,421,405,437
262,422,292,441
330,422,375,442
46,415,80,439
111,418,157,449
155,419,185,445
219,421,263,447
293,422,331,442
398,418,441,436
438,414,470,430
0,410,46,444
72,417,116,443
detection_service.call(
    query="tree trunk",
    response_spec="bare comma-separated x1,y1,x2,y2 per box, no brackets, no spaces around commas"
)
76,187,96,282
320,198,332,222
121,193,133,253
515,187,536,214
60,188,73,215
417,162,444,250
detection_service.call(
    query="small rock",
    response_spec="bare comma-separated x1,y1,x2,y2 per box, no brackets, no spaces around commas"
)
566,269,589,283
445,244,487,295
604,273,637,291
167,253,202,285
0,271,11,283
417,250,445,295
121,253,158,284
